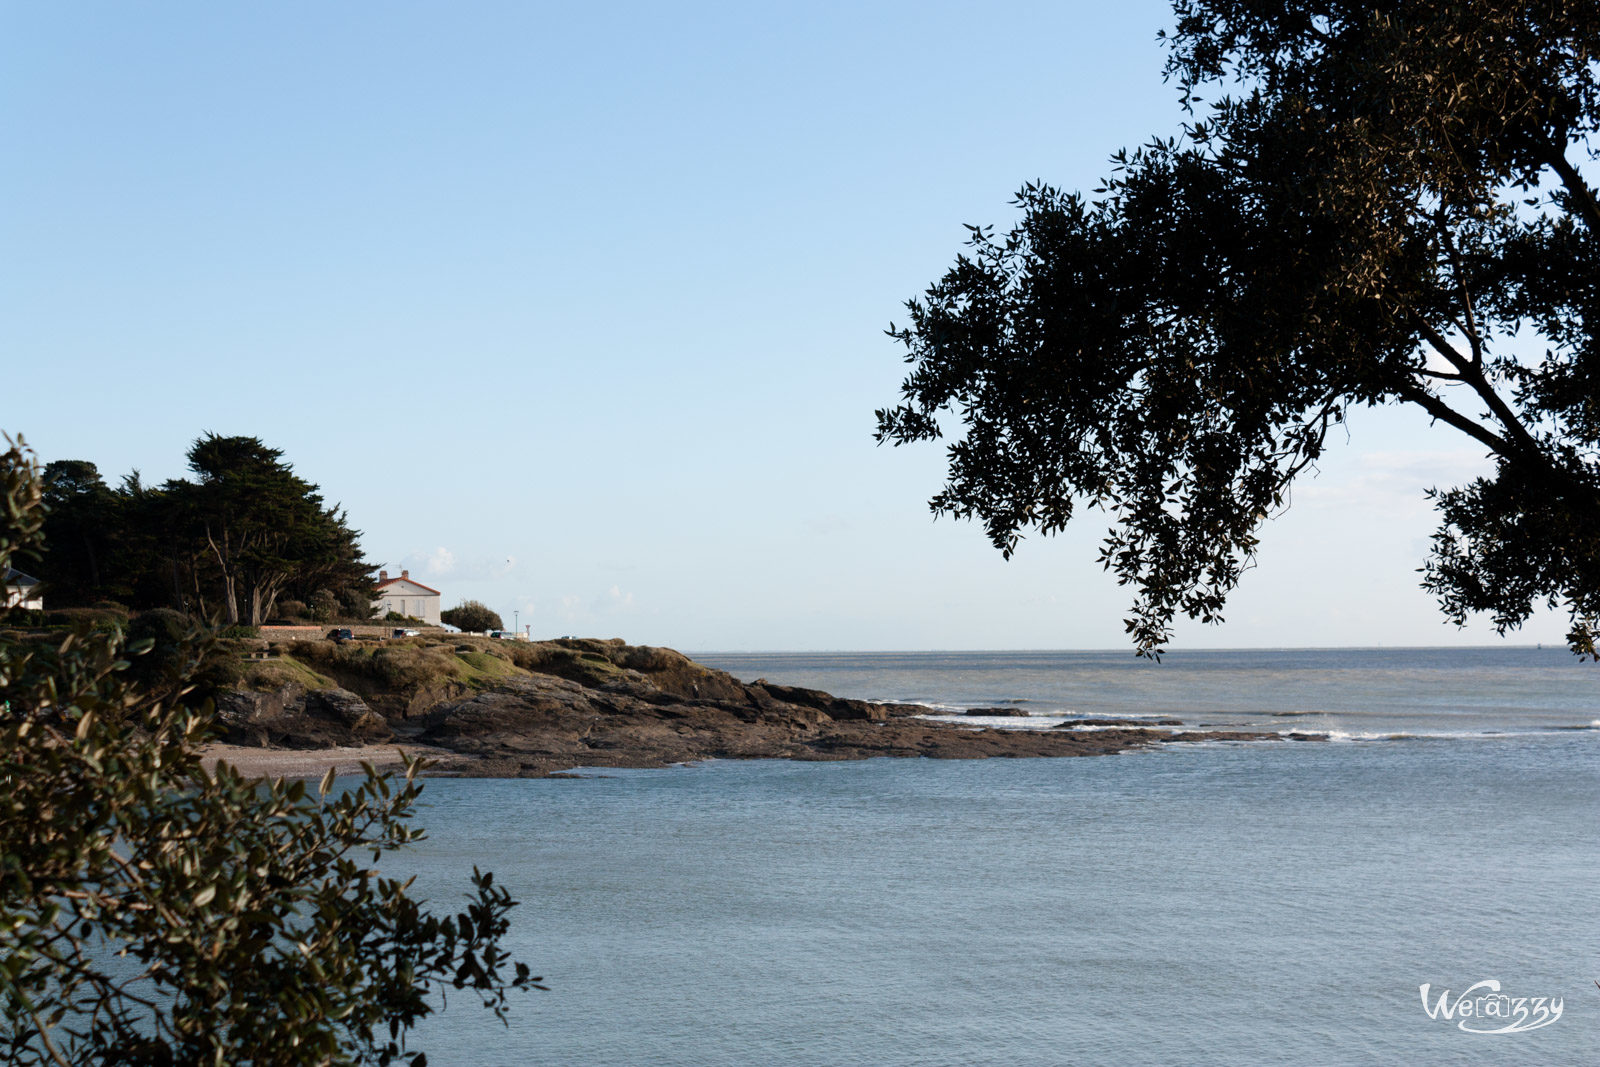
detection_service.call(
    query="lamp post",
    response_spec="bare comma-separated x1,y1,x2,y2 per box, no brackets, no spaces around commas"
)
514,609,519,636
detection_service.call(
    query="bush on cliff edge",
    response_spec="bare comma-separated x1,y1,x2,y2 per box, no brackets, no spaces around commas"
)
442,600,504,633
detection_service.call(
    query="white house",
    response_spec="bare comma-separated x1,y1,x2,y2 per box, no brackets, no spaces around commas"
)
4,568,43,611
372,570,442,625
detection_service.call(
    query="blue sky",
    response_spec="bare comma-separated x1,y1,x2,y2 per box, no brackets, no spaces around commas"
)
1,2,1571,650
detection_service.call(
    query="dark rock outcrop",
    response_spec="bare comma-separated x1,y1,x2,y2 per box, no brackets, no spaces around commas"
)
219,638,1284,776
215,684,392,749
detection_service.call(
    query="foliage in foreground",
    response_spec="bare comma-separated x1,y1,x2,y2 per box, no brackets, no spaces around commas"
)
878,0,1600,656
0,437,541,1066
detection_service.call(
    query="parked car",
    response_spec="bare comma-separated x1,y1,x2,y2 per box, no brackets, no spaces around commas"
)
391,628,420,638
327,628,355,644
487,630,517,640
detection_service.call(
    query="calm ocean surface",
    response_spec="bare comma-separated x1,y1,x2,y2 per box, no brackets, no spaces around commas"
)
404,648,1600,1065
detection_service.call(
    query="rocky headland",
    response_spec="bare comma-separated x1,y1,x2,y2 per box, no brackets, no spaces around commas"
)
213,635,1290,778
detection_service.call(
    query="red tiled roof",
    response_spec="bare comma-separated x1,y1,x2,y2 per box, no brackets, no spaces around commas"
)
374,576,442,596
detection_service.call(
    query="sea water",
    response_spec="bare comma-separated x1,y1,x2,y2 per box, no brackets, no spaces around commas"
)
697,646,1600,739
402,649,1600,1065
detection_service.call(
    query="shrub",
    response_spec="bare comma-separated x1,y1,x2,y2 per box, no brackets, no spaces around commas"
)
310,589,339,623
43,607,126,631
340,587,375,620
125,608,194,684
278,598,309,621
128,607,189,643
292,640,460,692
441,600,503,633
370,645,463,689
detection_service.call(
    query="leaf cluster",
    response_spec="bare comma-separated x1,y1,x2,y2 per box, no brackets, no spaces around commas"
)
0,437,540,1066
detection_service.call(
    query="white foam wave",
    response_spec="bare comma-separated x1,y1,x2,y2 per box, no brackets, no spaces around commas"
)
917,713,1190,734
1293,727,1600,742
917,714,1063,731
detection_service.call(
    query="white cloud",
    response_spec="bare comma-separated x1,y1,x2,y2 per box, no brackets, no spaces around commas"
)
1293,448,1492,515
393,549,518,583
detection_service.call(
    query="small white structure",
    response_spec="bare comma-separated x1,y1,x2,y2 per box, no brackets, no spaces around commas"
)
372,569,442,626
4,568,43,611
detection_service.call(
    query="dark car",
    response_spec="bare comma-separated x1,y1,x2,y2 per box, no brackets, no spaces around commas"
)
327,628,355,644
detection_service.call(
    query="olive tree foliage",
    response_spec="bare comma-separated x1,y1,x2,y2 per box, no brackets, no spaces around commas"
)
877,0,1600,656
0,439,540,1065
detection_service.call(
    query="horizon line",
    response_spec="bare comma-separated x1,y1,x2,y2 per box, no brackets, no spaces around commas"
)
685,643,1567,655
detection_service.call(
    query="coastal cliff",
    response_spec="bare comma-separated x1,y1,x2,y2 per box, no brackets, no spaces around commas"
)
214,635,1276,777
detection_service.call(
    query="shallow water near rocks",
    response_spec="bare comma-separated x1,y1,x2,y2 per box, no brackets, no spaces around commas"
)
400,650,1599,1065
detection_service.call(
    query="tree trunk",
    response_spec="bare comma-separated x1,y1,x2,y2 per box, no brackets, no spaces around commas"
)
248,574,289,627
204,522,240,625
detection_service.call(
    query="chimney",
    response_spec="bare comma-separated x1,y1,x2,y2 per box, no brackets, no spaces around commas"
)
379,570,388,582
401,569,409,579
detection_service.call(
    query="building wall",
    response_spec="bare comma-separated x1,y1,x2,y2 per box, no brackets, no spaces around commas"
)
374,586,442,625
4,586,43,611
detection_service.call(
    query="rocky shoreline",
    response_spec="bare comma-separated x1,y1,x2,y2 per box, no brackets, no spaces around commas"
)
211,636,1306,779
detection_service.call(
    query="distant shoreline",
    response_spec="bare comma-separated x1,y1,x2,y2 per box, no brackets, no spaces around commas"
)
206,636,1308,780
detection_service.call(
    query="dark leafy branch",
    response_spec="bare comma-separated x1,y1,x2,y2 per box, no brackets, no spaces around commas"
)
878,0,1600,656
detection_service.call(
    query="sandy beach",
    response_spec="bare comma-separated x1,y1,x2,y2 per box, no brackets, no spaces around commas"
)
199,742,457,780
